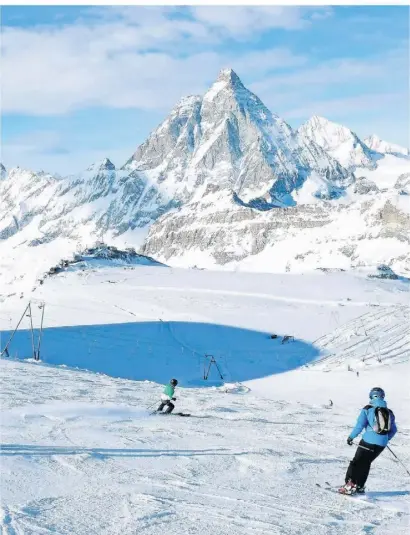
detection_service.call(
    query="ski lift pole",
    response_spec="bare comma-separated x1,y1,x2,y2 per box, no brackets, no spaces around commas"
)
28,302,36,360
1,303,30,357
204,356,213,380
204,355,224,381
36,304,45,361
213,357,224,380
387,445,410,477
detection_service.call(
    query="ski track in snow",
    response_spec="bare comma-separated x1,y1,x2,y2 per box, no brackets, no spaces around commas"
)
117,283,403,308
1,360,409,535
1,268,409,534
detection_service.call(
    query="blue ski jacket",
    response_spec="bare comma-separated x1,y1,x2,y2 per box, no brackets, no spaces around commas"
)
349,398,397,447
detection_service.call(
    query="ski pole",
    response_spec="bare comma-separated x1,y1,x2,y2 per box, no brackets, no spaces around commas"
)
146,401,158,412
387,445,410,477
354,442,373,452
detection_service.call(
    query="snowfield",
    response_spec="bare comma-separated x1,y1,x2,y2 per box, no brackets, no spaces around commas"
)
1,264,409,535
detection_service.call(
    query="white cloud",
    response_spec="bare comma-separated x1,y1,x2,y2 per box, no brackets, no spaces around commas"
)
2,6,408,173
189,6,330,37
1,8,310,116
232,48,307,76
2,130,133,175
250,47,408,96
284,91,406,120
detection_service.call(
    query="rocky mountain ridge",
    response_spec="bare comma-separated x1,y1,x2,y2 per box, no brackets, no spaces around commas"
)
1,69,409,286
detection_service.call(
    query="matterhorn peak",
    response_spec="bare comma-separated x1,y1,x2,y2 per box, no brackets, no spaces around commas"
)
216,68,242,86
87,158,115,172
204,68,246,102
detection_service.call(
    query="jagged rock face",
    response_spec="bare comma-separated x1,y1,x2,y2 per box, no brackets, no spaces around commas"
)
124,69,353,206
0,163,6,180
141,185,410,272
0,163,169,244
0,168,59,240
395,173,410,195
141,191,333,265
354,176,379,195
365,135,409,157
1,68,409,279
298,116,378,171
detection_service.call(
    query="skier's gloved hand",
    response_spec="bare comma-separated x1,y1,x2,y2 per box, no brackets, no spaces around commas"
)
172,397,176,401
347,437,353,446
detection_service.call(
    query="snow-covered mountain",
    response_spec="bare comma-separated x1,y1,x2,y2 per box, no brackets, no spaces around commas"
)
123,69,352,206
1,69,410,291
364,134,409,157
297,115,378,171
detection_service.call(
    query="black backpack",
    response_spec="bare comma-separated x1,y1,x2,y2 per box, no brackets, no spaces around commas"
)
364,405,393,435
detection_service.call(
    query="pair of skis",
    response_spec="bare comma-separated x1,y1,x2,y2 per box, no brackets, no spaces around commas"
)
152,411,191,417
315,482,364,497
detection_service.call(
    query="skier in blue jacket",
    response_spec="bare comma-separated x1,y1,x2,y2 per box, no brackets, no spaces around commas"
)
340,387,397,495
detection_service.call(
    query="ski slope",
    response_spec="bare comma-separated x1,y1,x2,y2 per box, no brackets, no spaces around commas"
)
311,306,410,370
1,265,409,534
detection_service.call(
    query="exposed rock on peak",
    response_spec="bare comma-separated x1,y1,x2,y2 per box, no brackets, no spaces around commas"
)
87,158,115,172
1,69,409,280
298,116,377,171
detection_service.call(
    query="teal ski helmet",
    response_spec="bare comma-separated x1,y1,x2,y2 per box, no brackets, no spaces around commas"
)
369,387,385,399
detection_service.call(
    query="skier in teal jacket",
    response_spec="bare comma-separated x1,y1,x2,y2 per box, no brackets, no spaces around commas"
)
157,379,178,414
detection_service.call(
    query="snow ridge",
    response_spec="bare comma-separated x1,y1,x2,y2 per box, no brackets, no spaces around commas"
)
364,134,409,157
298,115,378,171
1,69,410,285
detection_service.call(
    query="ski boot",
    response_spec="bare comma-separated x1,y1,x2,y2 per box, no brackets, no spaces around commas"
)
356,486,365,494
338,480,358,495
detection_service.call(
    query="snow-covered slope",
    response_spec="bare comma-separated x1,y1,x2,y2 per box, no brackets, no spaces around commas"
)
298,116,378,171
310,305,410,370
365,135,409,157
1,265,409,535
1,264,409,378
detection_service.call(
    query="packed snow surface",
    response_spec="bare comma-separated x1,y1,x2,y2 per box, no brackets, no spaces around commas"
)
1,265,409,534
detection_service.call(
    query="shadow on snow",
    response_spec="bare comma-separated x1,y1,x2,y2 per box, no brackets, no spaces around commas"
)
1,320,320,386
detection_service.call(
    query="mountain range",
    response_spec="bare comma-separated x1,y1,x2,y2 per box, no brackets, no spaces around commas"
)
1,68,409,291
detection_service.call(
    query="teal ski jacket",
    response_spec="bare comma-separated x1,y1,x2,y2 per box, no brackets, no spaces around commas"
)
162,384,175,400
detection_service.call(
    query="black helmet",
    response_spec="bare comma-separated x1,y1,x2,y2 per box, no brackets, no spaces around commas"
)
369,387,385,399
170,378,178,386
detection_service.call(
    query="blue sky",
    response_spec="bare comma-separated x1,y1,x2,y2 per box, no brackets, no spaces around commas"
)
2,6,409,175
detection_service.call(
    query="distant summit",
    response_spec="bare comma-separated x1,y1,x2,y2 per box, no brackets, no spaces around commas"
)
87,158,116,172
298,116,377,170
364,135,409,157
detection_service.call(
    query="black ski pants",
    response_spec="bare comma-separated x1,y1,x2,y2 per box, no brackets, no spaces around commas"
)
157,400,175,414
345,439,385,487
